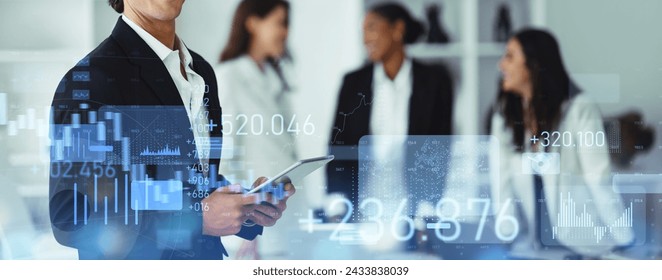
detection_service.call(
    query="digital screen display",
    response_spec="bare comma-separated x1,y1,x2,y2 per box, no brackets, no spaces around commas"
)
1,1,661,277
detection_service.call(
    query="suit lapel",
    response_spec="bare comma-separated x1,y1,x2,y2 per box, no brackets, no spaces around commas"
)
110,17,183,106
357,65,374,140
408,61,429,135
189,53,224,166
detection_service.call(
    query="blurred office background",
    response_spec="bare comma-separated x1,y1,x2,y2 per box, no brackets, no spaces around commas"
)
1,0,661,259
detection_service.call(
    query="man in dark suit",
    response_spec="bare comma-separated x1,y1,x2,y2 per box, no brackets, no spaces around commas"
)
49,0,293,259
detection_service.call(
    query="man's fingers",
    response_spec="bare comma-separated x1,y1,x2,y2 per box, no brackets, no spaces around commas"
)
248,214,275,227
284,183,296,196
253,203,282,220
241,193,260,205
252,177,268,188
247,207,278,227
215,184,244,194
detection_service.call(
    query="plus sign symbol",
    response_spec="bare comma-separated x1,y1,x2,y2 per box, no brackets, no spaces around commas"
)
298,209,323,233
207,119,218,132
530,135,539,145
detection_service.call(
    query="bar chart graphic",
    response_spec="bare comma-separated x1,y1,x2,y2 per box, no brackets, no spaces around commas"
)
131,180,183,211
51,106,224,167
51,124,109,162
98,106,203,166
541,192,645,246
72,174,137,226
139,145,181,156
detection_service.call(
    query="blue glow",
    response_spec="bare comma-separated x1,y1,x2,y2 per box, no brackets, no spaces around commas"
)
94,175,97,212
72,90,90,100
50,124,106,162
72,71,90,82
124,174,128,225
131,180,183,211
104,196,108,225
73,183,77,225
134,200,138,225
114,178,118,213
84,194,87,225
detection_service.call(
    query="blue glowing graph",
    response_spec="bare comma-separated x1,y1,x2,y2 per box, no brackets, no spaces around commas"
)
98,106,218,166
358,135,496,216
358,135,504,244
53,106,228,227
131,180,183,211
72,174,138,226
50,124,109,162
72,71,90,82
140,145,181,156
72,90,90,100
254,182,288,204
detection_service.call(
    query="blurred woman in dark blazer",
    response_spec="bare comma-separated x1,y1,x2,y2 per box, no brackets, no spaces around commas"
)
326,3,453,213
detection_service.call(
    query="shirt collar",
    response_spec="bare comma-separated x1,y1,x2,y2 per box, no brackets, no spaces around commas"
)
374,58,412,87
121,14,192,67
178,39,193,69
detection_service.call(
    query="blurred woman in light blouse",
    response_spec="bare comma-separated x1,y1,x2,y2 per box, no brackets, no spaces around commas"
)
216,0,299,259
490,29,633,257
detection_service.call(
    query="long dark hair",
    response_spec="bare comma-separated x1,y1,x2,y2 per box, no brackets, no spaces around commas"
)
369,3,424,44
220,0,291,91
496,29,579,151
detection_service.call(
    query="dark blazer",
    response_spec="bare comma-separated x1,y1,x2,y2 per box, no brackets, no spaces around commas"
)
326,61,453,208
49,17,261,260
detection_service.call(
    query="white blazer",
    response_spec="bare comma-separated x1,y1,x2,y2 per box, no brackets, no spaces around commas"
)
216,55,298,183
490,94,634,256
215,55,300,257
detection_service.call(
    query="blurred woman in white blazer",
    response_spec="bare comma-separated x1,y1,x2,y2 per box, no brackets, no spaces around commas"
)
489,29,633,257
215,0,300,259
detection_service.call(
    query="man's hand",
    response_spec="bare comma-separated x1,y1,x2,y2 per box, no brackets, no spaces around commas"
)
201,184,258,236
246,177,296,227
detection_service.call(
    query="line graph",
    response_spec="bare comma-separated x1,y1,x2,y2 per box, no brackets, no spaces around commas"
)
331,93,371,145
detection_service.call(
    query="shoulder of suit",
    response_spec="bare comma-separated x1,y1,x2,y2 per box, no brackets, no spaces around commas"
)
187,49,215,79
343,64,373,82
189,49,213,69
55,37,123,84
411,59,451,77
86,36,125,62
58,35,130,80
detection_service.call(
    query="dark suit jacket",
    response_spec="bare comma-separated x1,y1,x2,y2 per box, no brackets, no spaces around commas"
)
326,61,454,209
49,17,261,260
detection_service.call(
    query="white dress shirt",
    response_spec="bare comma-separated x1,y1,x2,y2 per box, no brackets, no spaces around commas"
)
370,59,413,140
369,59,413,165
364,59,413,218
122,15,210,166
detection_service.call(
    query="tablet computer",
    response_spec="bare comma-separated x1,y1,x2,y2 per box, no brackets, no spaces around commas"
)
246,155,334,194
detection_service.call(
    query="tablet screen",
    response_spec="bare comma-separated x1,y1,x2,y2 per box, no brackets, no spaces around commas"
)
246,155,334,194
